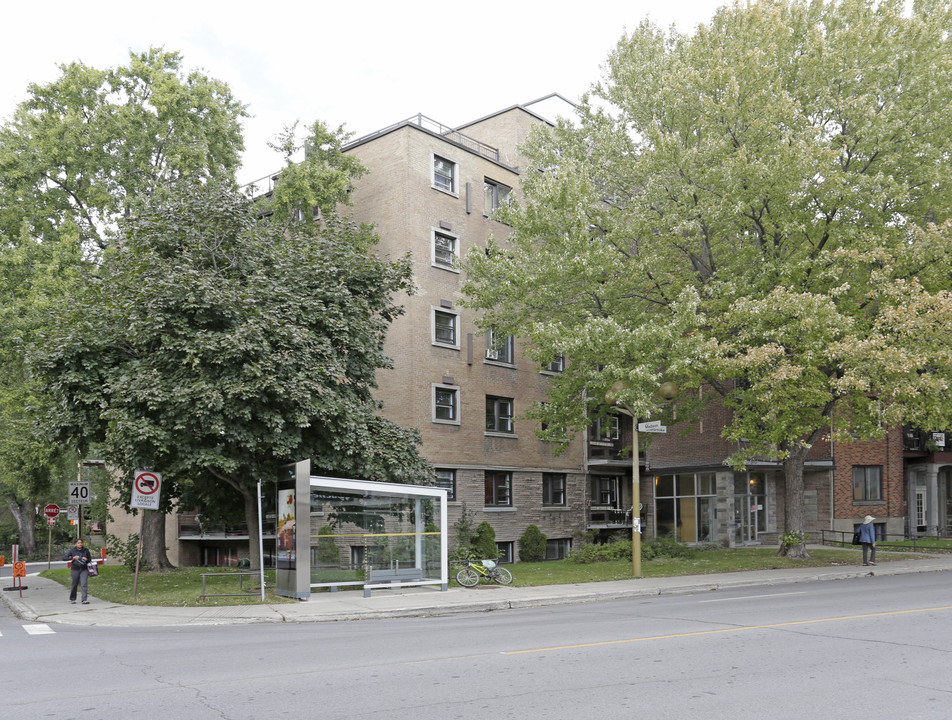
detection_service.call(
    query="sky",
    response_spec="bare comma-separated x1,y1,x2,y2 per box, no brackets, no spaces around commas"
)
1,0,728,185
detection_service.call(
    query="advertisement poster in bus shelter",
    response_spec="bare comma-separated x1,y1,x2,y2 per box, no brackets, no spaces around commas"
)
276,459,311,599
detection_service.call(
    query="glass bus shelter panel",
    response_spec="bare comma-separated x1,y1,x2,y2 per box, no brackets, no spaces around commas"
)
307,487,445,590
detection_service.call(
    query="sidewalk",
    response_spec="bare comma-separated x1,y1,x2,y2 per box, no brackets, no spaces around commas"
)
5,553,952,628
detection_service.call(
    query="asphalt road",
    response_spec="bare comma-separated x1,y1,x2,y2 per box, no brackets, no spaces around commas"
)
3,571,951,719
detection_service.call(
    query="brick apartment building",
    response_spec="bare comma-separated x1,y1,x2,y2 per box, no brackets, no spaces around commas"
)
157,98,944,566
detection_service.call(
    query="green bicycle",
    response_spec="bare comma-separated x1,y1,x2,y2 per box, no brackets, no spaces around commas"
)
456,557,513,587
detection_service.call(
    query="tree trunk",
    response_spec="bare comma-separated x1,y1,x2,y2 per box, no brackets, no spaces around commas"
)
241,485,261,571
7,499,37,556
140,509,174,570
778,444,811,559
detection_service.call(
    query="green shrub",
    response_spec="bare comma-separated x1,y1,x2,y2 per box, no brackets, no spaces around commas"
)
104,533,140,569
641,536,694,560
518,525,547,562
450,503,477,561
471,521,498,560
568,539,632,564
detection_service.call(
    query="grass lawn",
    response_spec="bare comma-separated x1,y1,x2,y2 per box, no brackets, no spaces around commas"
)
41,565,296,607
509,547,888,587
39,546,920,606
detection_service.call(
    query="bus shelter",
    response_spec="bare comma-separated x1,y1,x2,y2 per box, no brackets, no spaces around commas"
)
276,461,448,600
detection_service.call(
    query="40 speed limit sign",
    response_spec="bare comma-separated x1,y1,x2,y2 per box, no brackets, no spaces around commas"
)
68,481,91,505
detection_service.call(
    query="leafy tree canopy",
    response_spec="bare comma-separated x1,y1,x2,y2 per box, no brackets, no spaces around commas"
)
0,47,246,252
462,0,952,543
0,48,248,557
32,178,433,566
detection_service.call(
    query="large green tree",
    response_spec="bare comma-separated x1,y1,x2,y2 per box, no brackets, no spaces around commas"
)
0,47,246,252
34,177,433,570
0,49,247,561
463,0,952,557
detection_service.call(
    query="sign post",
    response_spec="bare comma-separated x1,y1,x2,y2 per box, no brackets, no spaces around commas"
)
131,471,162,599
43,504,60,569
3,544,27,593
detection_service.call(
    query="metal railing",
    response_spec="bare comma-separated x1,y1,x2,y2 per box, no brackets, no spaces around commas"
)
242,113,505,198
820,529,952,553
199,570,261,601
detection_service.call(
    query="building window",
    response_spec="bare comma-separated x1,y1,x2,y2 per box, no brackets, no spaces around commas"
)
544,354,565,373
485,328,514,364
485,471,512,506
483,178,511,216
432,230,459,270
432,154,457,194
486,396,514,433
545,538,571,561
435,468,456,501
543,473,566,506
496,541,514,563
657,472,719,544
852,466,883,502
432,308,459,347
594,415,620,441
432,385,459,425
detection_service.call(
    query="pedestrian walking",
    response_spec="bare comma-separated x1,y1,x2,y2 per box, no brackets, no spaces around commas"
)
63,538,92,604
859,515,877,566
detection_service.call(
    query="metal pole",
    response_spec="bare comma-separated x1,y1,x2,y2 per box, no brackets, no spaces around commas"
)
632,423,642,578
132,511,145,599
257,481,265,602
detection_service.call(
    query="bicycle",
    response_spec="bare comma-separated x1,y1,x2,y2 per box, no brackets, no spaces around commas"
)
455,557,513,587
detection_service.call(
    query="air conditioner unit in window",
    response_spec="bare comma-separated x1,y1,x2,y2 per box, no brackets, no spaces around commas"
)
486,348,500,360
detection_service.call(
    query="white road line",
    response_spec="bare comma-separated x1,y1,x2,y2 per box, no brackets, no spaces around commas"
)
698,591,808,603
22,624,55,635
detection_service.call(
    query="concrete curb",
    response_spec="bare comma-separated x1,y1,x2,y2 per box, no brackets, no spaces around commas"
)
4,556,951,627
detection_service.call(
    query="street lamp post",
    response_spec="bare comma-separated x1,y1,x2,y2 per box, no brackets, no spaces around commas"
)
606,380,678,579
605,381,642,577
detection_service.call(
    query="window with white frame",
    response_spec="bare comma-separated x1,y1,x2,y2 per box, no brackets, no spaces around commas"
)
432,154,457,194
852,465,883,502
485,471,512,506
432,385,459,425
485,328,514,364
483,178,511,216
432,229,459,270
543,472,566,506
594,415,620,441
486,395,514,433
432,308,459,347
435,468,456,501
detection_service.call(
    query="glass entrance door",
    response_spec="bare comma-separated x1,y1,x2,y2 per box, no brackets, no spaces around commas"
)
733,472,767,544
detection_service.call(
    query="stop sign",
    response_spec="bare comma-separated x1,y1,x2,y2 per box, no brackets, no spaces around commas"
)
43,503,60,519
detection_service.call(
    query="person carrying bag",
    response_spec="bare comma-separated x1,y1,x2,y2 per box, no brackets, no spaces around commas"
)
63,538,93,604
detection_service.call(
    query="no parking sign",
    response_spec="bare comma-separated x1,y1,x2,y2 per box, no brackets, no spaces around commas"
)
131,471,162,510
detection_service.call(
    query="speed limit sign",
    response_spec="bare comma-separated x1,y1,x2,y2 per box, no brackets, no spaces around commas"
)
68,481,91,505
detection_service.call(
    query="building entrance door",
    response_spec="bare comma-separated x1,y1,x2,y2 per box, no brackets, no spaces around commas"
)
733,472,768,544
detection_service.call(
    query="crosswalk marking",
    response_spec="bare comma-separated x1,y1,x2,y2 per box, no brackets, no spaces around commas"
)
22,624,55,635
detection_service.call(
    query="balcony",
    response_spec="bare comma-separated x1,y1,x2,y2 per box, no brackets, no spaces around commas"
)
588,506,632,529
904,427,949,454
178,513,275,540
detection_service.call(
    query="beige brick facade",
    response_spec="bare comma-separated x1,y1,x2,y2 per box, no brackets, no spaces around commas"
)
344,106,588,561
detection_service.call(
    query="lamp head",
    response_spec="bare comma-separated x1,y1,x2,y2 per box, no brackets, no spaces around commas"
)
658,381,679,401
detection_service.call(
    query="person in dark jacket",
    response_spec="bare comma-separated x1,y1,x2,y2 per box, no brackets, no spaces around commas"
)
63,538,92,604
858,515,877,566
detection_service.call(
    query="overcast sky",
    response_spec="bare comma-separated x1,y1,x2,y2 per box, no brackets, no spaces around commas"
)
2,0,727,185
